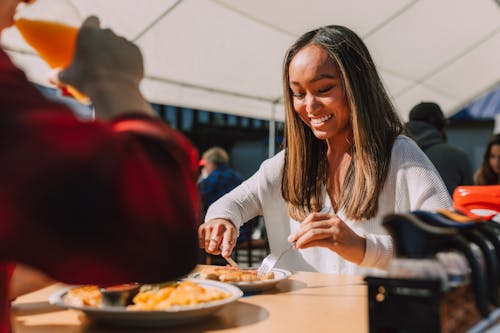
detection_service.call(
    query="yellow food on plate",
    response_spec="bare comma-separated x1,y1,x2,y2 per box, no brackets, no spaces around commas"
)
64,285,102,307
128,281,230,311
63,281,230,311
199,266,275,282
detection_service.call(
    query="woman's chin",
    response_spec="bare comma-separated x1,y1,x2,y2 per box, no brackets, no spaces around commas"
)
312,130,330,140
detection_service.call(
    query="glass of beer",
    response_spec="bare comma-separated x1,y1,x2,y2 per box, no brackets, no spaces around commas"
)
14,0,89,103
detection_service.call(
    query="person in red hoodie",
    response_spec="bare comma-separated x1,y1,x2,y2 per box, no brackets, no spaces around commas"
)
0,1,200,332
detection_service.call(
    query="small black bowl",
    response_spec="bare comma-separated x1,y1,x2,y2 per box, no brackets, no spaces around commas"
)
100,283,140,307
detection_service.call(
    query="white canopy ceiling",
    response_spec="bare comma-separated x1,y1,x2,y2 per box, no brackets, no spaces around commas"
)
2,0,499,122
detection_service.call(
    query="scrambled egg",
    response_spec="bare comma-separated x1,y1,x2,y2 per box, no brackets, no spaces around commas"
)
128,281,230,310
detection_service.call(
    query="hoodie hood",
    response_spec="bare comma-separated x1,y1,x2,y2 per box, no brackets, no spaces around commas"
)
405,121,445,151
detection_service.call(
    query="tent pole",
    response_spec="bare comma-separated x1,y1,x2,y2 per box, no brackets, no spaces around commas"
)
268,102,276,158
494,114,500,135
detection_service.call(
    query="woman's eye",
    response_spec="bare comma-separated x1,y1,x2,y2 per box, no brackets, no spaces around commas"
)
292,92,305,98
318,86,333,94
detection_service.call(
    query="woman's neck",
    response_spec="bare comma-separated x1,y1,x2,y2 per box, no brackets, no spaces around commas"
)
326,146,352,205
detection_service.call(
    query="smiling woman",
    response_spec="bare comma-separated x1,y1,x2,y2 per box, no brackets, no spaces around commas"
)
200,24,451,276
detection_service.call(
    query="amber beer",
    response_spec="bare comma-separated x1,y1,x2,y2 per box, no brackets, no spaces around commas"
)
15,18,88,102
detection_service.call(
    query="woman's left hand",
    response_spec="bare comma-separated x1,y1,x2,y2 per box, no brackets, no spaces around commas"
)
287,211,366,264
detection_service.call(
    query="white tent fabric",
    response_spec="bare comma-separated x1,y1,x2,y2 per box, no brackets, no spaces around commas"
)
1,0,499,122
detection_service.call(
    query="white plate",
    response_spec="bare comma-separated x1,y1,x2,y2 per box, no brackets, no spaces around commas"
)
48,279,242,327
190,268,292,292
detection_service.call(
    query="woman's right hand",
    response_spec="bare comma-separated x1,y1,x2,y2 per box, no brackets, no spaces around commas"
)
198,219,238,258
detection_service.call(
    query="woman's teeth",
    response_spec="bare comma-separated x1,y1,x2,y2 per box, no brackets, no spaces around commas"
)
310,114,332,125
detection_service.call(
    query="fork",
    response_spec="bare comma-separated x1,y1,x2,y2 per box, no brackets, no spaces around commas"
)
257,243,293,277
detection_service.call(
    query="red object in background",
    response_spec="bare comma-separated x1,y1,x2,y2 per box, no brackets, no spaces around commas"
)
58,85,72,98
0,264,14,333
453,185,500,219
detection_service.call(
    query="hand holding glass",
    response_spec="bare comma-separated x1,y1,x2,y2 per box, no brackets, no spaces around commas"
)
14,0,89,103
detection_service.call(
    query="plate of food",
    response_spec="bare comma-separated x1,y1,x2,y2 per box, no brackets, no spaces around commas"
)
190,266,292,292
48,279,242,327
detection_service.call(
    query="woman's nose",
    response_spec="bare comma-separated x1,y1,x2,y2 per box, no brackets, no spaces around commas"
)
305,94,321,114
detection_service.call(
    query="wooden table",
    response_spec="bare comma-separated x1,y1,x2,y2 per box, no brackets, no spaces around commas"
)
11,268,368,333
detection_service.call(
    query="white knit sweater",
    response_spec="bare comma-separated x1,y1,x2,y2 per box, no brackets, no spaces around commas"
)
205,135,452,275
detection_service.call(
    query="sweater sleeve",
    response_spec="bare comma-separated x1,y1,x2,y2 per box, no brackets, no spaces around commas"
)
360,234,393,270
205,151,284,230
0,49,200,285
204,167,264,231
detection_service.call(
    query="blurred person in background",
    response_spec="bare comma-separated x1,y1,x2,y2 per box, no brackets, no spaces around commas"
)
199,147,243,217
0,1,199,331
198,147,249,251
199,25,451,275
474,134,500,185
405,101,473,195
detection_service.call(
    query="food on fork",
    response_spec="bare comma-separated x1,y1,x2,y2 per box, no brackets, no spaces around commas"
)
199,266,275,282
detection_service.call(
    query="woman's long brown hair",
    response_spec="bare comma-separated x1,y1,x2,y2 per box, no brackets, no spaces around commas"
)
281,25,403,221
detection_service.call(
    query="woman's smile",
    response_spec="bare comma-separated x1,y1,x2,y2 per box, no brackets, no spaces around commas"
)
310,114,333,126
